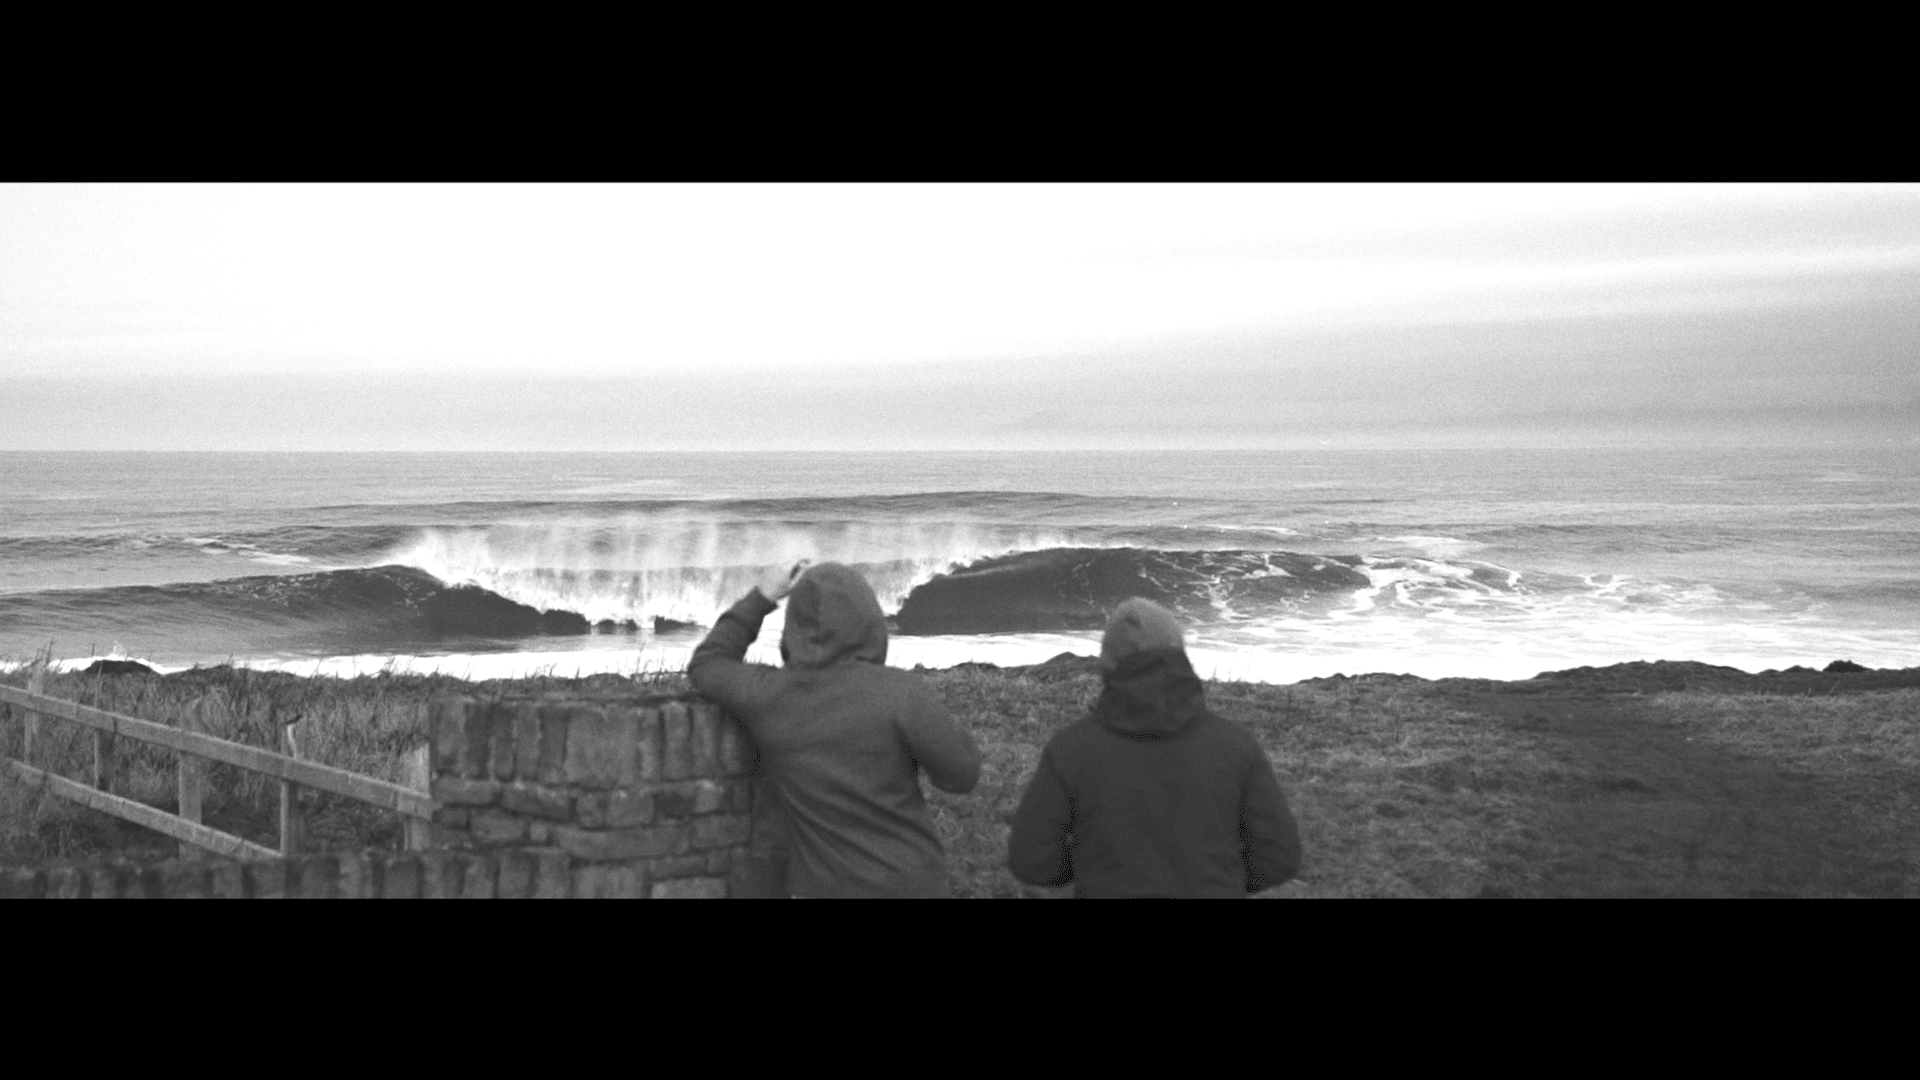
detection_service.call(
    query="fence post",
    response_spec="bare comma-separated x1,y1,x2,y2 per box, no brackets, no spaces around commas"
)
178,700,204,824
403,743,431,852
92,729,113,791
279,723,307,856
23,668,45,766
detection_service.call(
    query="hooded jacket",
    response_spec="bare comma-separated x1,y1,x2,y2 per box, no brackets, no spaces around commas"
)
689,563,982,898
1007,600,1302,897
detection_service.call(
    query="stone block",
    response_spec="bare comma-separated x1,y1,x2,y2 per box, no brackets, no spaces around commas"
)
649,854,708,880
533,849,570,898
470,809,529,845
211,860,247,895
535,704,570,783
1,869,46,899
573,862,647,899
690,703,723,777
47,866,85,899
435,824,476,850
718,714,754,776
334,852,371,899
705,849,733,876
730,779,754,815
651,876,726,899
691,814,752,850
297,855,338,899
661,701,694,780
432,806,471,829
247,860,287,899
631,705,662,782
563,705,636,789
502,783,574,821
462,854,498,898
554,822,686,862
419,852,460,898
578,789,654,829
528,821,553,844
511,702,543,783
497,850,535,898
429,697,474,776
488,701,517,780
692,779,729,815
654,781,697,819
382,855,421,898
459,700,492,779
432,777,500,807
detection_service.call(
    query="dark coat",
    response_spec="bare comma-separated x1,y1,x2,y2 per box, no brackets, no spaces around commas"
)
1007,647,1302,897
689,565,982,897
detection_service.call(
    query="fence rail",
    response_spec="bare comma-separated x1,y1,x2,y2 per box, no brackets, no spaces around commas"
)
1,679,435,861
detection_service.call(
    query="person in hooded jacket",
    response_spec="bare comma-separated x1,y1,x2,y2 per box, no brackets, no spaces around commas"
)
1007,598,1302,897
689,560,983,898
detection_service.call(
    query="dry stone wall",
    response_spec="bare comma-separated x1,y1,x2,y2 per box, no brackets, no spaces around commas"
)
426,692,781,899
2,691,787,899
0,849,571,898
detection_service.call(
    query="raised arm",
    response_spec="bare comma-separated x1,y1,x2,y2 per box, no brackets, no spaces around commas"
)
687,589,785,720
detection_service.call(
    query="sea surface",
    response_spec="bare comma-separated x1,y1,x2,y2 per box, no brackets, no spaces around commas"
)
2,448,1917,683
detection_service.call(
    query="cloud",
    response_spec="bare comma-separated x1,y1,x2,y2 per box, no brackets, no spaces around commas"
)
4,184,1916,449
6,183,1918,381
5,280,1914,452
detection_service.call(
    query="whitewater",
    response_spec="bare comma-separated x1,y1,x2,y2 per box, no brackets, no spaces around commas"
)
2,448,1917,683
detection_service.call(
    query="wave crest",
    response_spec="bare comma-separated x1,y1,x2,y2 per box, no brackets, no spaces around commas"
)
383,519,1080,626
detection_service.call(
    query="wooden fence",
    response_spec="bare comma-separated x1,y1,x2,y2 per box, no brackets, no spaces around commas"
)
1,672,436,862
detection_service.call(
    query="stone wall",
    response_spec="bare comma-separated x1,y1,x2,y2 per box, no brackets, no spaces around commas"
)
425,692,780,899
2,691,786,899
0,849,570,898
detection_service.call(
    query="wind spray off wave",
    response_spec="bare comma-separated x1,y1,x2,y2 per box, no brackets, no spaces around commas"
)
383,516,1086,629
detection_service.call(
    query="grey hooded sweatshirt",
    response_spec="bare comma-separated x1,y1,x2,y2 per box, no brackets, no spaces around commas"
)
689,563,982,898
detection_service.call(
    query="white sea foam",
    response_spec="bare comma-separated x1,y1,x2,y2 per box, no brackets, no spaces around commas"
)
11,609,1918,685
1376,534,1489,559
382,517,1085,625
186,536,313,567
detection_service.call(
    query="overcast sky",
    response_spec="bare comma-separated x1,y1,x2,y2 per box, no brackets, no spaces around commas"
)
3,183,1915,450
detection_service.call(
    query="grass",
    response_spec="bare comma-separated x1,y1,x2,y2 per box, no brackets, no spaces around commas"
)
917,669,1560,897
5,662,1918,896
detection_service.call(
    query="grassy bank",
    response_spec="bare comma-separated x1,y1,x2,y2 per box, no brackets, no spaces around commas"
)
5,661,1918,897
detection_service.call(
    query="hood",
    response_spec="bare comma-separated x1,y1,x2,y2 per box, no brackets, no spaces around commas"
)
1092,599,1206,736
1093,647,1208,736
780,562,889,670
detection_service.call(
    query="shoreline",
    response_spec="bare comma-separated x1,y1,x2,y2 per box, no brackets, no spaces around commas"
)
10,651,1919,697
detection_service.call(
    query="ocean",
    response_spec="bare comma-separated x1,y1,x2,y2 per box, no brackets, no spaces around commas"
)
2,448,1917,683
